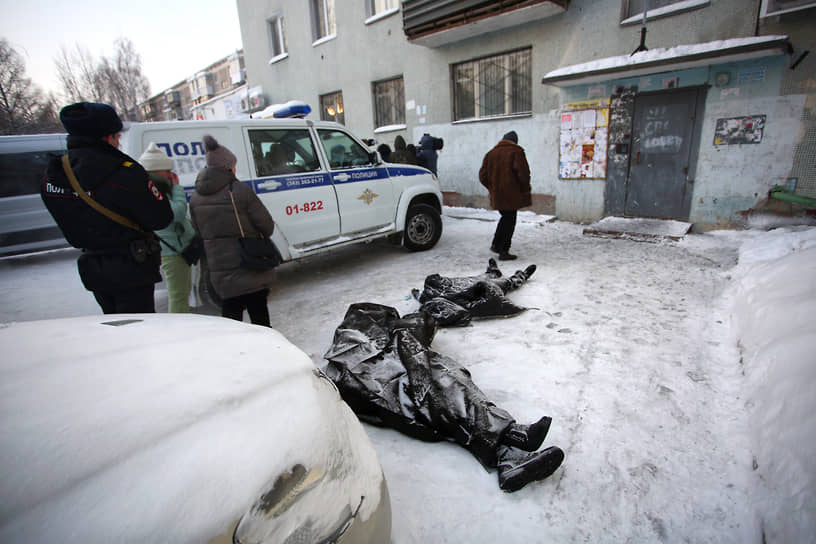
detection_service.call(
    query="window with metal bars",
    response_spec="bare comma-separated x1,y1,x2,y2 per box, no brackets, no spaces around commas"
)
372,76,405,128
320,91,345,124
452,48,532,122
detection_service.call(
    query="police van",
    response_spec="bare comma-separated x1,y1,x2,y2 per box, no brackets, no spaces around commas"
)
0,134,70,256
120,118,443,264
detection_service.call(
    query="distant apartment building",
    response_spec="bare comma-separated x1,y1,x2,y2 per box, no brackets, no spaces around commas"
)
235,0,816,230
139,50,260,122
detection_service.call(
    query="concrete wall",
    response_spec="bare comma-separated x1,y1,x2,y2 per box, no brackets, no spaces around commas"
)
236,0,812,227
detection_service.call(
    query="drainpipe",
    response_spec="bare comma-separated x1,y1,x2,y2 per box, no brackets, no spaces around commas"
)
631,0,649,55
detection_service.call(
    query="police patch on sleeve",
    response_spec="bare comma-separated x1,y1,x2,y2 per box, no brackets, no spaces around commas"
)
147,179,164,200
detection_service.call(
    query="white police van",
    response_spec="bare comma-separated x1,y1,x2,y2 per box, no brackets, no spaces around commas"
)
0,134,70,256
120,118,443,263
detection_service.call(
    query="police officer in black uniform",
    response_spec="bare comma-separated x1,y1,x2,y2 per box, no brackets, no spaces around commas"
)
42,102,172,314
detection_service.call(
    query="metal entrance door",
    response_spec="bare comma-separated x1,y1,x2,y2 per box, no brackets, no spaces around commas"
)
625,88,704,219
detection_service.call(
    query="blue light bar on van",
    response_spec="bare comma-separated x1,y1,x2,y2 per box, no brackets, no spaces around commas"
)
272,101,312,119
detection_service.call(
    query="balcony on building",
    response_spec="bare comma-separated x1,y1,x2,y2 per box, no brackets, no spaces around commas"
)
402,0,569,47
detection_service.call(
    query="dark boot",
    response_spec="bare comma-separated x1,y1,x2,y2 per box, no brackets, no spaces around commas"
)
502,416,552,451
498,252,518,261
497,446,565,492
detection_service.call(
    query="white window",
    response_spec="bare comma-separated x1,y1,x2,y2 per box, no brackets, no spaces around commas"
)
267,15,288,60
311,0,336,42
452,48,531,122
621,0,709,23
373,76,405,128
760,0,816,16
367,0,399,17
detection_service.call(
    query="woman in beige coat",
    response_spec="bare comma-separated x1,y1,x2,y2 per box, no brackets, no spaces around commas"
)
190,135,277,326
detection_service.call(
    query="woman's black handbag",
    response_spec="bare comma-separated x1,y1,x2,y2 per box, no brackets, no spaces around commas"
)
237,236,280,270
180,234,204,266
229,185,280,270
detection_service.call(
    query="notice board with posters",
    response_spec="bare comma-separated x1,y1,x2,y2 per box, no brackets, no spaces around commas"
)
559,99,610,180
713,114,766,145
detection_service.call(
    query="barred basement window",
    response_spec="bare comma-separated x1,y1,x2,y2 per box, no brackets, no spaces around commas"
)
373,76,405,128
452,48,531,122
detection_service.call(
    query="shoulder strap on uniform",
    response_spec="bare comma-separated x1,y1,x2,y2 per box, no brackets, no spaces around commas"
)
61,153,144,233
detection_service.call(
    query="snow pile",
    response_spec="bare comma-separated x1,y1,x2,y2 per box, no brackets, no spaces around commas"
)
728,227,816,542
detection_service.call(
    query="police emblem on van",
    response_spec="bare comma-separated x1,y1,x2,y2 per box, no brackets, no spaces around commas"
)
358,188,379,205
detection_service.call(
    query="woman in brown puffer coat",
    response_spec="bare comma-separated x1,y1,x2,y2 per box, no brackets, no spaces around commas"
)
190,135,277,326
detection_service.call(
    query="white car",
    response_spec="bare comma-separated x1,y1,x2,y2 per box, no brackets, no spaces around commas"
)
0,314,391,543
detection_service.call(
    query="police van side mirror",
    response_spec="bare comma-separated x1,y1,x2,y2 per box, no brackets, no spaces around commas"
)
369,151,379,165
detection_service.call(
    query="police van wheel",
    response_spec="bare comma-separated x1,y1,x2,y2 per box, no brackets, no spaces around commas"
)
404,204,442,251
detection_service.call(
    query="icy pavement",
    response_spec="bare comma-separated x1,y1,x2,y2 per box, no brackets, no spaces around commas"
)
1,209,813,543
259,212,756,542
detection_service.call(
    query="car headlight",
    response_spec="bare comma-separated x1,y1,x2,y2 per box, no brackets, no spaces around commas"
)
233,463,364,544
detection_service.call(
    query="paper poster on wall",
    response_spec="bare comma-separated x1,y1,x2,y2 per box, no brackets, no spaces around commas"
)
713,114,766,145
559,99,610,180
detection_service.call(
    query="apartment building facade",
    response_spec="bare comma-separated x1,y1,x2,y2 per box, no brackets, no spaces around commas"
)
236,0,815,230
140,50,253,122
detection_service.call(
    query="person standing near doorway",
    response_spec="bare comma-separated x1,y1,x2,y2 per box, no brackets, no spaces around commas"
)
479,131,531,261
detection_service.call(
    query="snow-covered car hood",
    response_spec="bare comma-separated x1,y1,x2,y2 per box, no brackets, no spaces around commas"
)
0,314,386,542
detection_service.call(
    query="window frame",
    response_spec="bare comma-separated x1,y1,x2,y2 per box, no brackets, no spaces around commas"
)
311,0,336,45
759,0,816,17
620,0,710,25
320,91,345,125
317,129,374,170
451,47,533,123
267,13,288,63
248,128,322,178
372,76,406,130
365,0,400,24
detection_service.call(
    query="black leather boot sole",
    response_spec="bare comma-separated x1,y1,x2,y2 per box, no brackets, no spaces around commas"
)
498,446,565,492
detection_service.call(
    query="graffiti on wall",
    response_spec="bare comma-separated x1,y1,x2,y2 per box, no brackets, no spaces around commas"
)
559,99,610,179
713,115,766,145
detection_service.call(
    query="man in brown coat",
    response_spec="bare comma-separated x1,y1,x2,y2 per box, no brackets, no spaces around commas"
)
478,131,531,260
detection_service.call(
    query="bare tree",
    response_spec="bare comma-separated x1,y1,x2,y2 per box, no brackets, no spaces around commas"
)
0,39,61,135
98,38,151,121
54,44,104,104
54,38,151,121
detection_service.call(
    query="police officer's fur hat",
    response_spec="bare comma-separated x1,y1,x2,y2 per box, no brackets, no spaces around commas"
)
60,102,123,138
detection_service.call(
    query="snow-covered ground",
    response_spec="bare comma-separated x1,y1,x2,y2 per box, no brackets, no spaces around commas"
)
1,208,813,543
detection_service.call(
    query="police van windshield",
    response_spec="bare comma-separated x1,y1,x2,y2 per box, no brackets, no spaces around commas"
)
248,129,321,177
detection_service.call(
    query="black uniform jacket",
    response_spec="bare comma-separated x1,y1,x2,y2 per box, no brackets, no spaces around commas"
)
42,135,172,291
